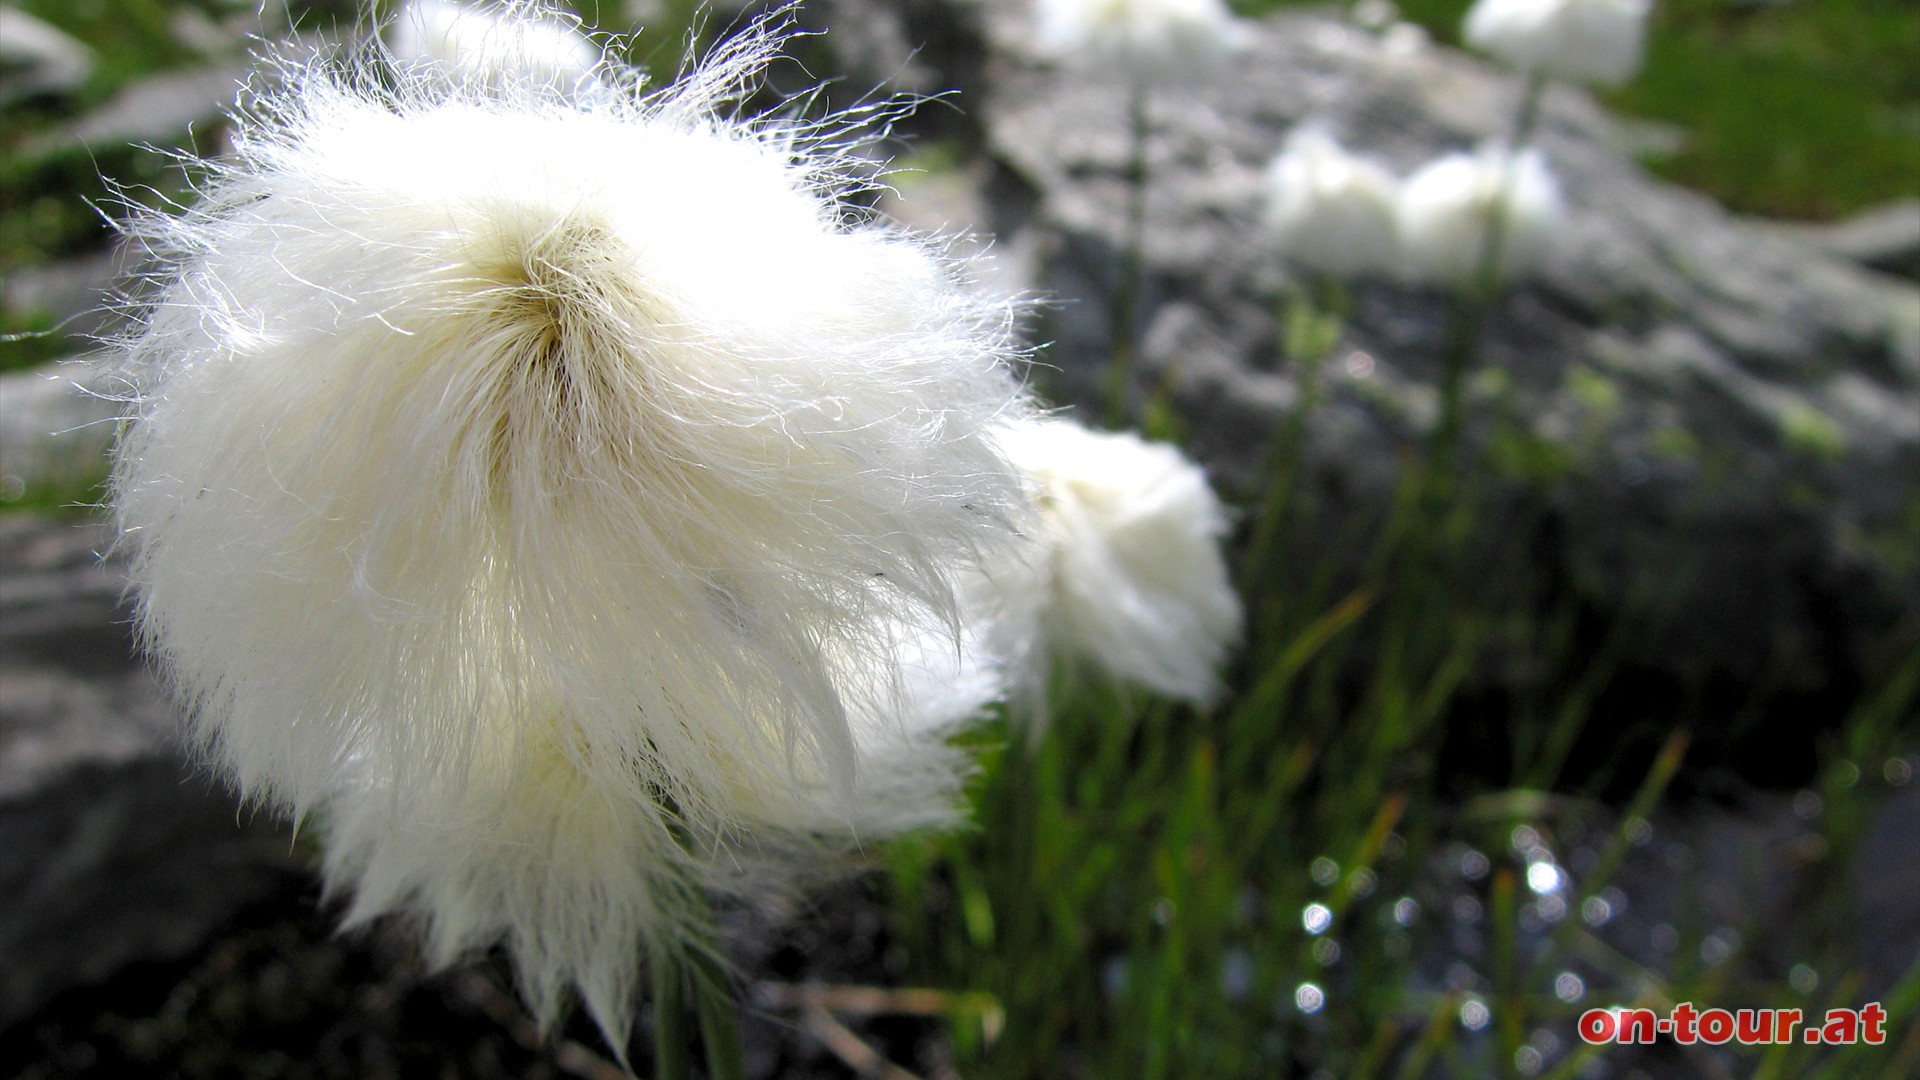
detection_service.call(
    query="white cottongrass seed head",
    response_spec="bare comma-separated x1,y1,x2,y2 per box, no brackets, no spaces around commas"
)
1463,0,1652,87
1261,126,1403,280
109,12,1032,1044
389,0,602,89
1396,142,1564,288
986,417,1241,706
1032,0,1247,83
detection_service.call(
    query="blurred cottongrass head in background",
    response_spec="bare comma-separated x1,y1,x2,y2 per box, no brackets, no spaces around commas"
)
986,418,1242,708
1396,141,1564,288
388,0,602,88
1031,0,1247,82
1463,0,1652,87
1261,125,1403,280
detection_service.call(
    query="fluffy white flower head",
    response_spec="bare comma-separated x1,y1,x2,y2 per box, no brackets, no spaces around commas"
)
388,0,601,88
1261,126,1402,280
1396,142,1563,288
1463,0,1652,87
1033,0,1246,82
110,14,1029,1043
988,418,1241,706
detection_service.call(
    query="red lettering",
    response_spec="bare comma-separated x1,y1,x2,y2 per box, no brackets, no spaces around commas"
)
1620,1008,1658,1044
1578,1009,1617,1044
1697,1008,1734,1044
1672,1002,1698,1043
1861,1002,1886,1045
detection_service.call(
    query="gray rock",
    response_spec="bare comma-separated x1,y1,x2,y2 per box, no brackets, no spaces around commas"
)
1764,198,1920,281
819,1,1920,698
0,361,123,508
0,514,302,1030
26,59,253,158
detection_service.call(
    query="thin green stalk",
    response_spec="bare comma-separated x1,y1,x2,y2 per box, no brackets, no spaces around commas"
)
1429,71,1548,492
690,945,748,1080
1104,80,1151,428
1492,868,1521,1080
652,952,691,1080
1240,278,1344,599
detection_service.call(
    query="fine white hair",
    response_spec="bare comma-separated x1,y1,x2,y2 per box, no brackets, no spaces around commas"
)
1396,142,1564,289
1261,126,1403,280
984,418,1242,707
1463,0,1652,88
109,8,1030,1043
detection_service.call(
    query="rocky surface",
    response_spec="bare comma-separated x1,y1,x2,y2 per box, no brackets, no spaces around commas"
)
0,514,307,1031
813,0,1920,714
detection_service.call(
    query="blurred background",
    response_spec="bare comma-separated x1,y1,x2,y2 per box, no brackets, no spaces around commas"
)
2,1,1917,1077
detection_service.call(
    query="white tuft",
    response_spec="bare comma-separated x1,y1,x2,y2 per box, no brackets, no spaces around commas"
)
1031,0,1246,83
109,11,1029,1044
1261,126,1402,280
389,0,603,89
984,418,1241,706
1396,142,1563,289
1463,0,1651,88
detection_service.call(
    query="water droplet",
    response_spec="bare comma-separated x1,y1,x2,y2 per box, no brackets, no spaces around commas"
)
1792,790,1823,820
1516,1045,1544,1076
1885,757,1912,787
1789,963,1818,993
1624,817,1653,846
1700,931,1738,966
1221,949,1254,1000
1295,982,1326,1014
1554,972,1586,1003
1393,897,1419,927
1581,896,1613,926
1349,868,1377,898
1310,857,1340,887
1537,895,1567,923
1526,861,1564,895
1650,923,1679,953
1511,825,1541,852
1834,760,1860,788
1453,895,1483,923
1460,849,1490,880
1313,938,1342,966
1153,898,1176,926
1344,351,1375,379
1459,997,1491,1031
1302,902,1333,935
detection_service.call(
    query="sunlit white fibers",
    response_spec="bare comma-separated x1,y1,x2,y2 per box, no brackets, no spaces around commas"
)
1032,0,1246,82
1261,126,1402,280
389,0,602,88
1396,142,1564,288
109,16,1031,1044
1463,0,1651,87
986,418,1241,706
